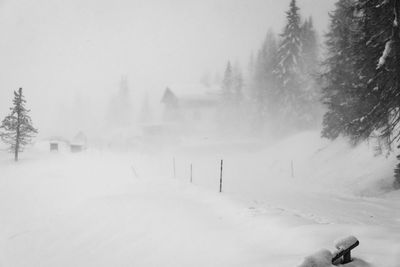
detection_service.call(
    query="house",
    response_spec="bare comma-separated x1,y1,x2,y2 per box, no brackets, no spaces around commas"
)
160,84,220,133
70,131,87,152
161,87,180,121
47,136,70,152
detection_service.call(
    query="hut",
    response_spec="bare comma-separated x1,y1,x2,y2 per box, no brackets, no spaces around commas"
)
47,136,69,152
70,131,87,153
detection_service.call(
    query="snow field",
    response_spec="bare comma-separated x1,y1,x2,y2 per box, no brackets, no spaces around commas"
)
0,131,399,266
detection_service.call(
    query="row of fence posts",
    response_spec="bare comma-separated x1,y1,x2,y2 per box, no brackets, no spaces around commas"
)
172,157,225,193
172,157,295,193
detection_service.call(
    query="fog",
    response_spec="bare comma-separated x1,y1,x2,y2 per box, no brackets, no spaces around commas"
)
0,0,333,139
2,1,400,265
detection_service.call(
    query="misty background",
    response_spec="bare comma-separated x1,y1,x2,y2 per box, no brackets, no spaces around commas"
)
0,0,333,139
2,1,400,266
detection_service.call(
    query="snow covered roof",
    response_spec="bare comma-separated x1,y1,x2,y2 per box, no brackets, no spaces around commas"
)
46,136,70,144
161,83,220,108
71,131,87,145
165,83,220,96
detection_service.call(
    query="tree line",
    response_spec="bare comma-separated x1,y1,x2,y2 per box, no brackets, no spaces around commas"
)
321,0,400,187
3,0,400,189
219,0,321,137
218,0,400,186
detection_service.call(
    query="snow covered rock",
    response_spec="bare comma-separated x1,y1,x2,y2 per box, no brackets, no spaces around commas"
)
334,236,359,250
337,258,373,267
298,249,372,267
298,249,333,267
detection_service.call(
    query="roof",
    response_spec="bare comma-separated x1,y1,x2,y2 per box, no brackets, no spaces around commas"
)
72,131,87,145
161,88,178,106
161,84,220,108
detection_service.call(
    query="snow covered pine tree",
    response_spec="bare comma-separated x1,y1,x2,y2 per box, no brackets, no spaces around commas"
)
0,88,38,161
275,0,304,131
275,0,320,133
322,0,400,187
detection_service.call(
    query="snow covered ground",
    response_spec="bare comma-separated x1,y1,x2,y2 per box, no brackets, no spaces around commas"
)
0,131,399,266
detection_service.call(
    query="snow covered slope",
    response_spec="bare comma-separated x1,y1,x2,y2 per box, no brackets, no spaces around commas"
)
0,131,399,266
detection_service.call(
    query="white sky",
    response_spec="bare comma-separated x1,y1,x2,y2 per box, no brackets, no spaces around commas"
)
0,0,334,135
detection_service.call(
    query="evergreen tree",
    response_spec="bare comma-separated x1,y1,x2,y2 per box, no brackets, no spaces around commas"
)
108,75,133,127
321,0,360,140
0,88,38,161
217,62,234,132
276,0,302,84
300,16,322,126
232,63,244,106
139,93,152,123
252,30,279,130
200,71,212,88
275,0,319,132
219,61,244,131
359,0,400,186
221,61,233,103
344,0,390,141
247,52,255,86
322,0,400,187
322,0,394,141
301,17,319,75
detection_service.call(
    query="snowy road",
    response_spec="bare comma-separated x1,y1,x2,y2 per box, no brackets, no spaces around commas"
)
0,153,300,266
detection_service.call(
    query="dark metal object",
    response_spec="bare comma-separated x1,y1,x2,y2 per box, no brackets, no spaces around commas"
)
332,240,359,265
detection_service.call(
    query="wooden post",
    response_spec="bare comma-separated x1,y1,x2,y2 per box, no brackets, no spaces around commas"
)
173,157,176,178
343,251,352,264
190,163,193,183
219,159,223,193
131,165,139,178
291,160,294,178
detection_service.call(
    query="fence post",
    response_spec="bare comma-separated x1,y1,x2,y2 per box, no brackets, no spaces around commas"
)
131,165,139,178
190,163,193,183
219,159,223,193
291,160,294,178
173,157,176,178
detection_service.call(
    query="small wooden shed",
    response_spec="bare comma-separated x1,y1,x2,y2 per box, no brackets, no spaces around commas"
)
70,131,87,153
50,142,59,152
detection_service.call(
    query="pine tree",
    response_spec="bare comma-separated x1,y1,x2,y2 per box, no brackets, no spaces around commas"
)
275,0,316,132
394,153,400,188
276,0,302,83
0,88,38,161
247,52,255,85
219,61,245,132
217,62,234,132
107,76,133,127
221,61,233,103
321,0,400,187
232,63,244,106
252,30,279,130
300,16,322,127
321,0,360,140
345,0,390,141
301,17,319,76
139,93,152,123
322,0,394,141
363,0,400,186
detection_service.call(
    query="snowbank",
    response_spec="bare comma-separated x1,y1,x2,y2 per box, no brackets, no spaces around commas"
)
0,131,399,266
298,249,333,267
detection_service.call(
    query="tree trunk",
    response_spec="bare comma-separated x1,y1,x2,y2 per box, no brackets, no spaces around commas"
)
14,126,20,162
14,90,21,162
14,146,18,161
